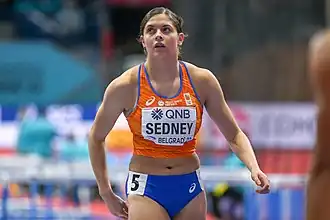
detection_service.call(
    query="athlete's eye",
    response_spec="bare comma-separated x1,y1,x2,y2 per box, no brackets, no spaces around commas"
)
163,27,171,33
146,27,154,33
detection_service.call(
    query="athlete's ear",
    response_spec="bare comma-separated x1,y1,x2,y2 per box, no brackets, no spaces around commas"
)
139,35,146,48
178,33,185,46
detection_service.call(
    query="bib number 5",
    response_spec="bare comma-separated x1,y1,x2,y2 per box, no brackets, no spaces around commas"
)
127,172,148,195
131,174,140,191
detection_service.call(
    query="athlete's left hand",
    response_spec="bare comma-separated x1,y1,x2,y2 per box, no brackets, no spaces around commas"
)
251,168,270,194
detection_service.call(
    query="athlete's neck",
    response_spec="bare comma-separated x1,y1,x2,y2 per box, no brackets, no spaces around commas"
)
145,57,179,81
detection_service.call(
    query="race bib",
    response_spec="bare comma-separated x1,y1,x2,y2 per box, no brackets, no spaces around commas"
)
141,107,197,146
126,171,148,195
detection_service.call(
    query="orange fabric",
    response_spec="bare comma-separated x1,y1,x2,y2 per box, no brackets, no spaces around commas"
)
126,62,203,158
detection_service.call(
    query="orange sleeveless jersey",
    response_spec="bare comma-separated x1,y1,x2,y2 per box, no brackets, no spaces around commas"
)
126,61,203,158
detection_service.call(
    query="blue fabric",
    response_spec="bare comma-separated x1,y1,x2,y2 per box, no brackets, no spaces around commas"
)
126,170,203,219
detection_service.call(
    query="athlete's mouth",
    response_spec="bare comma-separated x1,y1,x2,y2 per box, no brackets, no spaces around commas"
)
154,43,165,48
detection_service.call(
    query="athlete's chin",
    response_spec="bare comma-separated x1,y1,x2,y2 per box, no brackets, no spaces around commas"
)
151,50,176,58
152,50,167,55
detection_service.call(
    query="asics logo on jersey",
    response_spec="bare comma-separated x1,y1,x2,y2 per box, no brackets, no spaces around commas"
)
151,108,163,120
146,96,156,106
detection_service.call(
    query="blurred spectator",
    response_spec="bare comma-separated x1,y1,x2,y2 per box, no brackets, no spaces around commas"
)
59,132,89,162
16,106,57,159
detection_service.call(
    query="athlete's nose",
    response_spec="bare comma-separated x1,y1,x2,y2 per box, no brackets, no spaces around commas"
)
155,30,164,41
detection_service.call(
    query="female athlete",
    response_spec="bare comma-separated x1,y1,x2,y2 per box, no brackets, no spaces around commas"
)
88,7,270,220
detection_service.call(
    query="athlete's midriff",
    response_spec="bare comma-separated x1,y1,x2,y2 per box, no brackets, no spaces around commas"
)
129,153,200,175
126,62,203,174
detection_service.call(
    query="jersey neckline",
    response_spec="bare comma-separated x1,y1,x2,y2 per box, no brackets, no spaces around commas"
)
143,62,183,99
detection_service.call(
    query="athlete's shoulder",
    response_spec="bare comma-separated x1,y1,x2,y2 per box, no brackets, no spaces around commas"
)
181,61,218,84
180,61,219,104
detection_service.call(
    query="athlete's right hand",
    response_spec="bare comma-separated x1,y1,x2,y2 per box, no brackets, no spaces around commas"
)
100,190,128,219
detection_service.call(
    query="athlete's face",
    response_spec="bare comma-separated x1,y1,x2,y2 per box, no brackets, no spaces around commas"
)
141,14,184,58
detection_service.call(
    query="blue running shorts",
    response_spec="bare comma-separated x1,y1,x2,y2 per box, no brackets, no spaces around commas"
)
125,169,204,218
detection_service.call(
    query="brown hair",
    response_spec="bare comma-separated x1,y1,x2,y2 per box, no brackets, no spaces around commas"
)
139,7,187,60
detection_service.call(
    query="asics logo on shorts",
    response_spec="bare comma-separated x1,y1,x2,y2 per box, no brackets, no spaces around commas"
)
142,106,197,146
189,183,196,193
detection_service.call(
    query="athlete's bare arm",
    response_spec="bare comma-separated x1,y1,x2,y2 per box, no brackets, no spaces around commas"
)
306,30,330,220
187,63,270,193
201,70,259,170
308,31,330,167
88,67,137,193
